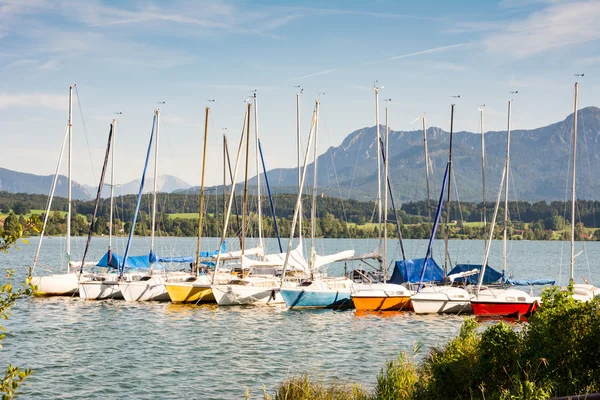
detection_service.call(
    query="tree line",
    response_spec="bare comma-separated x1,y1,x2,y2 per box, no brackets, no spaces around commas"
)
1,191,598,240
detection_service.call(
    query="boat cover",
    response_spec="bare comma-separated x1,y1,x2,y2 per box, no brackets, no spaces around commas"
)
448,264,502,285
504,278,555,286
389,258,443,284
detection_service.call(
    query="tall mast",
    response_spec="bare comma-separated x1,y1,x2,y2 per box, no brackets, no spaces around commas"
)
109,119,116,252
241,103,251,254
480,106,487,248
151,109,160,255
296,90,303,240
443,104,455,280
502,100,512,278
310,100,320,276
223,135,227,234
423,117,432,222
570,82,579,284
66,84,74,271
374,85,383,251
253,93,263,249
383,106,390,281
195,107,210,275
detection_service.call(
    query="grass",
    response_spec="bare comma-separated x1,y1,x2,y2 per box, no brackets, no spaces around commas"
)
168,212,214,219
0,209,68,219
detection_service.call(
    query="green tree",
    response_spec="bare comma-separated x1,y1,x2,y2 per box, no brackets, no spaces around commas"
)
11,202,29,216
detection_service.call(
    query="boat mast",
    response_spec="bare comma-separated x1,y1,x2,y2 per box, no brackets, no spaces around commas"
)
502,100,512,280
570,81,579,284
109,119,116,253
195,107,210,276
253,93,263,250
66,84,74,271
310,100,320,277
150,109,160,272
374,85,383,255
296,89,303,240
423,116,432,222
223,135,227,234
480,106,487,249
281,102,318,283
443,104,455,281
241,103,251,255
383,104,390,281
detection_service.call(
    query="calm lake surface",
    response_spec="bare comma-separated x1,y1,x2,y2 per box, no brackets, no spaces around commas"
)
2,236,599,399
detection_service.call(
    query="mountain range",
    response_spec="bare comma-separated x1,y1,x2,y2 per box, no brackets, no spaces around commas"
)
3,107,600,202
0,169,190,200
222,106,600,202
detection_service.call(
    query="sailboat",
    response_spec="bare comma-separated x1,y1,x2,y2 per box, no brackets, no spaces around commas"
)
279,99,357,309
79,110,161,300
411,104,476,314
471,100,541,318
212,94,304,306
165,106,253,304
564,81,600,301
352,89,412,311
30,85,97,296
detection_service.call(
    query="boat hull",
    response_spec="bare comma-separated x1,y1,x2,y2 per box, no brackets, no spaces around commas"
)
411,298,472,314
281,288,353,309
212,285,283,306
352,295,412,311
120,279,170,302
30,274,79,296
164,283,215,303
79,281,123,300
471,301,537,318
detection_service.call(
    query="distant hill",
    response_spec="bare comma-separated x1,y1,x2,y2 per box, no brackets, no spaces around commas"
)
183,106,600,202
0,168,191,200
0,168,91,200
83,174,191,198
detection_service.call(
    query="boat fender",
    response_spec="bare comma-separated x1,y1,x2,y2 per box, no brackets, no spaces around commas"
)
270,290,276,301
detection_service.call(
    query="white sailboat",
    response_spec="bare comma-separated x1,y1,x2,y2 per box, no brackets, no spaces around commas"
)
212,94,300,306
79,110,161,300
30,85,97,296
411,104,473,314
566,80,600,301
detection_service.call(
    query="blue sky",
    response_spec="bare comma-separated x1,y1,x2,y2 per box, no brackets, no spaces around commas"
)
1,0,599,187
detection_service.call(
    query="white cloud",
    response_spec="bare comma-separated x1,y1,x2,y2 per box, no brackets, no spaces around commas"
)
39,59,58,69
484,0,600,58
0,93,68,110
289,68,337,82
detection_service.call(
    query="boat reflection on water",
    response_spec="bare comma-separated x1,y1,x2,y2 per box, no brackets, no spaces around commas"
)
354,310,412,319
165,302,218,316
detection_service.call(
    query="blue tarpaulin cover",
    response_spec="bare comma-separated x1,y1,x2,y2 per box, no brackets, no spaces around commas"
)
389,258,444,284
505,278,555,286
448,264,503,285
97,251,152,270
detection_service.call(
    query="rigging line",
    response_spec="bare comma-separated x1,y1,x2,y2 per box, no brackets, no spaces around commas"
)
450,169,464,265
74,86,97,183
346,127,367,200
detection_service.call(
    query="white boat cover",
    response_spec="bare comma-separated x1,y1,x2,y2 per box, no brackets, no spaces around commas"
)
447,269,480,283
241,244,309,273
313,249,355,270
214,245,265,261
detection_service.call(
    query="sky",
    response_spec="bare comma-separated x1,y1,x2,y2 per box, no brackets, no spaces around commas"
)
1,0,599,188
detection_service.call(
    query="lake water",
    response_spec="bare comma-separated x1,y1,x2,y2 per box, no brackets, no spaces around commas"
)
1,236,599,399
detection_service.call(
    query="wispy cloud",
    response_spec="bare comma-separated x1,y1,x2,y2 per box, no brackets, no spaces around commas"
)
0,93,67,110
289,68,337,82
484,0,600,58
359,43,470,66
39,59,58,70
